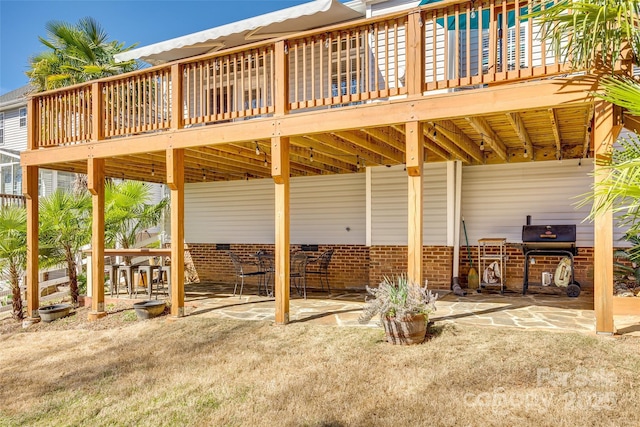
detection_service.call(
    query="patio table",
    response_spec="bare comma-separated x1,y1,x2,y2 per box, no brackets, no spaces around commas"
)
85,249,171,298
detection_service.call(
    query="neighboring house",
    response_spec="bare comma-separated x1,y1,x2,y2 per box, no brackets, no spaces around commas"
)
20,0,635,332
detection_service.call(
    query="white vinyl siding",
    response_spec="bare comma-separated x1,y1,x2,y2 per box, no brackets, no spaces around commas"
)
370,0,418,17
0,112,3,145
460,159,612,247
0,106,28,151
291,174,365,244
185,173,366,244
185,179,274,244
371,163,448,245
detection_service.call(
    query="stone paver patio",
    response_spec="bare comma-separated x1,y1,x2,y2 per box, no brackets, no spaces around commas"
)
183,283,640,336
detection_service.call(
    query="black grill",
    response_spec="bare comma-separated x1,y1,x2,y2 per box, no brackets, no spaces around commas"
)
522,224,577,254
521,224,580,297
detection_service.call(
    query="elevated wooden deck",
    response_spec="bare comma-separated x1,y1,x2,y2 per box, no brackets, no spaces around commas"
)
22,0,595,183
20,0,624,333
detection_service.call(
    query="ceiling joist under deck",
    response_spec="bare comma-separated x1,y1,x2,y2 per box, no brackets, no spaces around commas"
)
505,112,535,160
547,108,562,160
389,124,450,162
464,117,508,162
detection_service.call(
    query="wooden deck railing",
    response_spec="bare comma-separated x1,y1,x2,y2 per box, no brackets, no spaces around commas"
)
29,0,568,149
0,194,26,208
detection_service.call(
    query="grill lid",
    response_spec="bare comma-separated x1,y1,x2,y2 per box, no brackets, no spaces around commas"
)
522,225,576,243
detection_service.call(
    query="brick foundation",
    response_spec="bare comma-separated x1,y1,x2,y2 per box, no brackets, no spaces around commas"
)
185,242,596,292
369,246,453,289
458,245,595,291
186,243,370,290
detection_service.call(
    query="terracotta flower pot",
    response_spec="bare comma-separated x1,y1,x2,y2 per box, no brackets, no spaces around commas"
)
382,314,427,345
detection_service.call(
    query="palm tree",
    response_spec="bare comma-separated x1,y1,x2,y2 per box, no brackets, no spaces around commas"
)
0,206,27,320
532,0,640,249
26,17,138,92
39,190,92,305
105,181,168,263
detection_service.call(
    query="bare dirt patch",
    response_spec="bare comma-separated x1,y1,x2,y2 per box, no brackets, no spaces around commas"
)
0,308,639,427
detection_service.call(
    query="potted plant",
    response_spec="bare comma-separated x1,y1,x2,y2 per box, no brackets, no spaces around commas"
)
359,275,438,345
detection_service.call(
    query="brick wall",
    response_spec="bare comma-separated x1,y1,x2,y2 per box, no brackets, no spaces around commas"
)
458,245,595,291
186,243,369,290
368,246,453,290
186,242,596,292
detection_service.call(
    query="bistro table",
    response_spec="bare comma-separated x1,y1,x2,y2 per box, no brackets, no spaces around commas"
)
85,248,171,298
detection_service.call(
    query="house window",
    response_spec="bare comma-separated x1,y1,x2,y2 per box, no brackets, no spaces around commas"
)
19,107,27,128
0,112,4,145
330,35,365,95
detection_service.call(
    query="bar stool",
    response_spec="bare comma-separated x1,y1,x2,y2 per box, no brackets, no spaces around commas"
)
107,263,121,297
159,265,171,298
117,265,138,298
137,264,162,299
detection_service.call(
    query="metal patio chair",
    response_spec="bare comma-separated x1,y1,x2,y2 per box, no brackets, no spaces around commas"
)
227,251,265,298
255,250,275,297
290,251,309,299
306,249,334,293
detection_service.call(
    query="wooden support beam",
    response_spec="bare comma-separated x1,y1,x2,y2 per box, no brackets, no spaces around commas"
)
406,10,425,96
87,158,106,320
23,165,39,320
91,82,104,142
505,112,534,160
274,41,290,116
272,136,290,324
166,148,185,317
465,117,508,161
593,101,621,334
406,122,423,285
547,108,562,160
405,122,424,176
434,120,484,163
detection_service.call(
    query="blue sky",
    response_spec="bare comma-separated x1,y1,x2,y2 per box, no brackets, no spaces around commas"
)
0,0,310,94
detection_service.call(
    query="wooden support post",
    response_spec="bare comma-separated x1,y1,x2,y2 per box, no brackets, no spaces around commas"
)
167,148,185,317
593,101,622,334
274,40,290,116
87,158,106,320
23,165,39,320
406,121,424,285
91,82,104,142
171,64,184,131
272,136,290,324
406,10,425,96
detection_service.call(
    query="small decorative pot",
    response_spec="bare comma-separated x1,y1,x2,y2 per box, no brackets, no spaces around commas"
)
382,314,427,345
39,304,72,323
133,300,166,320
